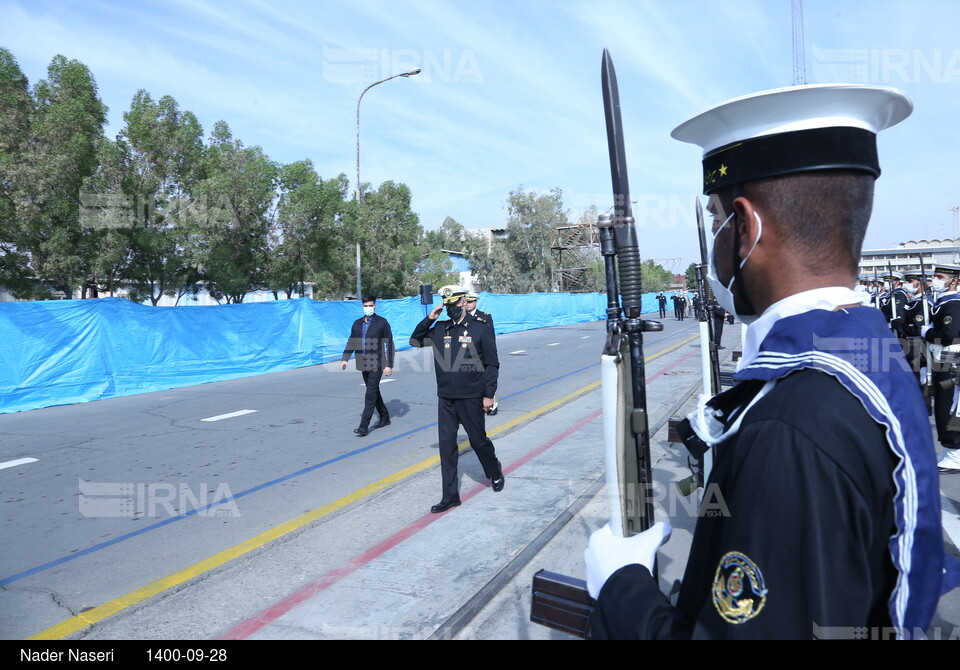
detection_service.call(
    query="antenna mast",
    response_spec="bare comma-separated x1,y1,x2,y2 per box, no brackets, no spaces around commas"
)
792,0,807,85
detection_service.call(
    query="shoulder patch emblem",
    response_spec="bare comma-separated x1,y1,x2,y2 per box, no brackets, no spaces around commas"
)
712,551,768,624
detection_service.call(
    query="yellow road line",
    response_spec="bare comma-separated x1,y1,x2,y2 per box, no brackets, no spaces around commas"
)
30,333,698,640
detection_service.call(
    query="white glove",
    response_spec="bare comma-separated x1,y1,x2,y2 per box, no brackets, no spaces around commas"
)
584,521,672,599
921,325,931,338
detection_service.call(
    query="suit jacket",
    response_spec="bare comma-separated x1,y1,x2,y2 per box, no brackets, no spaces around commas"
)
341,313,395,372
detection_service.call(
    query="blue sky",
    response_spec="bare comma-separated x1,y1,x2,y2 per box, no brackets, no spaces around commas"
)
2,0,959,273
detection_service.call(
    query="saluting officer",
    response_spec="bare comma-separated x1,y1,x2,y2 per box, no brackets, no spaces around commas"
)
410,285,504,513
922,263,960,473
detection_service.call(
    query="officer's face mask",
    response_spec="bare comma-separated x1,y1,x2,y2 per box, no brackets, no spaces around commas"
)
446,304,463,320
706,210,762,326
932,278,948,292
903,282,918,296
363,306,375,317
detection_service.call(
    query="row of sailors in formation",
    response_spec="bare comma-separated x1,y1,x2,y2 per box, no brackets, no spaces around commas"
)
855,264,960,342
857,264,960,464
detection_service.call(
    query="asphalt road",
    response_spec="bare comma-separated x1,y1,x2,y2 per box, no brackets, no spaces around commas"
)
0,314,701,640
2,312,958,643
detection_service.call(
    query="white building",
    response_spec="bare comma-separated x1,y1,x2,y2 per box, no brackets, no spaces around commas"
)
858,239,960,278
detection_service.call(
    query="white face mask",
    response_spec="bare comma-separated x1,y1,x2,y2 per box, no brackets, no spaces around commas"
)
363,306,375,317
932,279,947,293
903,282,918,295
706,210,763,326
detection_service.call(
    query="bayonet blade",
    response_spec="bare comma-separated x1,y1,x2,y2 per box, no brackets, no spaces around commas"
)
601,49,642,318
602,48,634,227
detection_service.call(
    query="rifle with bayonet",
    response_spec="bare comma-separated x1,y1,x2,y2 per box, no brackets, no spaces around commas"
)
530,49,663,639
874,267,880,309
888,261,901,329
674,199,722,497
918,254,934,399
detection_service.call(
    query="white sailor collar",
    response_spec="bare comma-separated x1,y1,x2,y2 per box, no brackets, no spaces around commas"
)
737,287,862,371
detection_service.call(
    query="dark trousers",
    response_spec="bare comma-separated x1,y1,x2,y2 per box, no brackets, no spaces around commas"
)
359,369,388,429
438,397,500,502
658,304,666,318
713,315,725,346
932,368,960,448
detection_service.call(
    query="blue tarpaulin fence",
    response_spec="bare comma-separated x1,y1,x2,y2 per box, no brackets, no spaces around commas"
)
0,291,675,414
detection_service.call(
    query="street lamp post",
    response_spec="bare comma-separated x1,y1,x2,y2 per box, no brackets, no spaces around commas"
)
354,66,421,299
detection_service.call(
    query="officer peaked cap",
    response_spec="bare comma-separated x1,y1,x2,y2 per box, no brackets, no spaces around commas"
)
438,285,469,304
671,84,913,195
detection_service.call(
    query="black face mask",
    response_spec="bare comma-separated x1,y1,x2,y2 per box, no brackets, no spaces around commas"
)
446,304,463,320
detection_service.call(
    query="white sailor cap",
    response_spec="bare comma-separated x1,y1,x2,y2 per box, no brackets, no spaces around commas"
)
932,263,960,276
438,285,469,304
671,84,913,195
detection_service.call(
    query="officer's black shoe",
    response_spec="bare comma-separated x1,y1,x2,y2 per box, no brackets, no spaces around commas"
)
491,461,505,492
373,417,391,429
353,427,368,437
430,498,461,513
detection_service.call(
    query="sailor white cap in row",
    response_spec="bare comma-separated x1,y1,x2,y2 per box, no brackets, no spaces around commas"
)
671,84,913,194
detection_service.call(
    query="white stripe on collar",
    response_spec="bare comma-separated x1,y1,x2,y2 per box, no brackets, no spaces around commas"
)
737,287,862,371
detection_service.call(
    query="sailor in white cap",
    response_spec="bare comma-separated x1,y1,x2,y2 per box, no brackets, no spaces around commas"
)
922,263,960,472
409,285,504,512
879,270,908,337
586,84,950,639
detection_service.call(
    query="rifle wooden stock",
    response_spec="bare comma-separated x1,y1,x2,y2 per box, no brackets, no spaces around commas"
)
530,570,595,638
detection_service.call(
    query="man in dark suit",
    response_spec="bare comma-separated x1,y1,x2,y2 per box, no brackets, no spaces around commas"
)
340,295,395,437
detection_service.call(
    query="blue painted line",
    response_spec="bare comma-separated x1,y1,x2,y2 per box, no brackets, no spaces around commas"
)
0,321,698,586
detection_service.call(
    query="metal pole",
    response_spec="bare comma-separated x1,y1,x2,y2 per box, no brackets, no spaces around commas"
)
354,67,421,299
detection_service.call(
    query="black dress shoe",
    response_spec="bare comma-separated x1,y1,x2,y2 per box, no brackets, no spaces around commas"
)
373,417,391,429
491,461,505,492
353,427,368,437
430,498,461,513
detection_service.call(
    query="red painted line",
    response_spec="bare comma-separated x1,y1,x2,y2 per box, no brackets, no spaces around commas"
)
218,347,700,640
218,410,602,640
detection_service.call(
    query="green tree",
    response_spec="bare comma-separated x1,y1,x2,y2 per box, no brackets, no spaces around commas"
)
685,262,699,290
351,180,422,298
468,186,568,293
94,90,206,304
193,121,278,303
0,47,35,296
638,259,672,293
424,216,468,251
417,249,460,289
0,52,107,298
419,216,466,291
269,161,350,299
